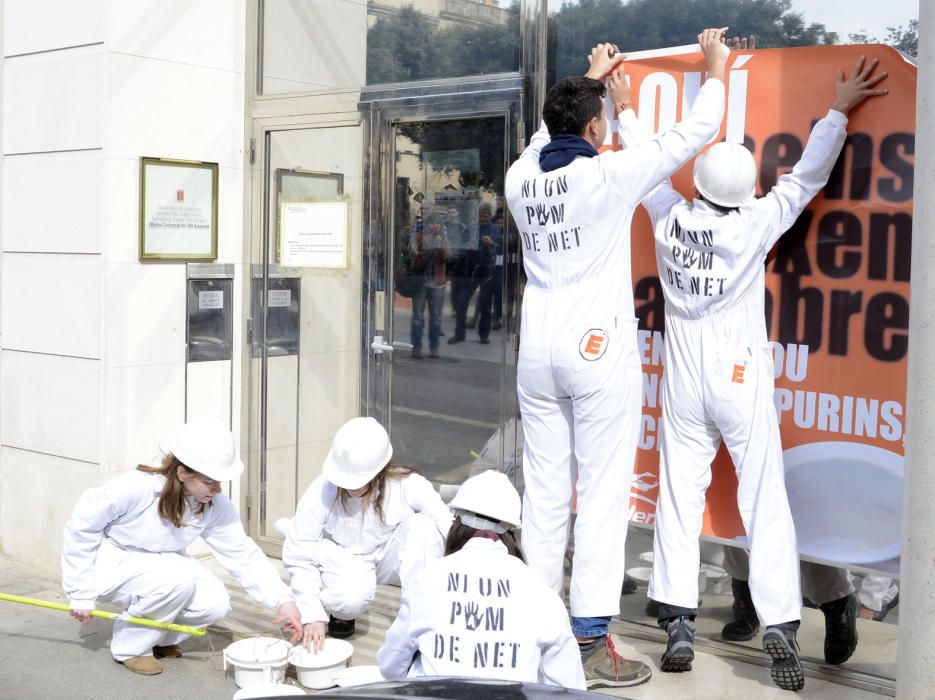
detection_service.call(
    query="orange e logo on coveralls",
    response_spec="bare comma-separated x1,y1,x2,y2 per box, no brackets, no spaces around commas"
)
579,329,610,361
732,364,746,383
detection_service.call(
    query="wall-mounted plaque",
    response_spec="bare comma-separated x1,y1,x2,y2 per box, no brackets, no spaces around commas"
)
140,157,219,261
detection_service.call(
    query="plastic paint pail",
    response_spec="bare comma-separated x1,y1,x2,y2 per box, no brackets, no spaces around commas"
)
223,637,292,688
289,639,354,689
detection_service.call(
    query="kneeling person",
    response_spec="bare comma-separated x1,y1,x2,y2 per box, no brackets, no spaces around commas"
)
62,418,302,675
283,417,453,651
379,471,603,688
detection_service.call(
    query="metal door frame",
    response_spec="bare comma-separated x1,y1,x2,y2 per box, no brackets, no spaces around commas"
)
358,75,524,468
245,108,361,554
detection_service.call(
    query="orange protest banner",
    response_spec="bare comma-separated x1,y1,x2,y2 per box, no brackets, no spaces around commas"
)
611,44,914,571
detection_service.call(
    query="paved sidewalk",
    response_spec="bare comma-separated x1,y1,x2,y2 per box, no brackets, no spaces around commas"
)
0,556,242,699
0,553,890,700
0,552,399,700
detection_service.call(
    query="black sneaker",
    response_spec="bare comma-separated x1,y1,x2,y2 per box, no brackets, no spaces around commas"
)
722,578,760,641
661,617,695,672
820,593,858,665
762,626,805,691
328,616,356,638
622,574,638,595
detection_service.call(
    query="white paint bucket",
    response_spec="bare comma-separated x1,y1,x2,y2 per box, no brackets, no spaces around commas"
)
233,683,306,699
289,638,354,689
625,566,651,583
333,665,384,687
223,637,292,689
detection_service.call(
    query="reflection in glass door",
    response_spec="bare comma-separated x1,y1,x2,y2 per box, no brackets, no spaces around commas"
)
374,116,521,486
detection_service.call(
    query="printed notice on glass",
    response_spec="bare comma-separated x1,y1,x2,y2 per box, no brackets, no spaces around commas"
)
198,290,224,310
268,289,292,307
279,201,349,268
140,158,218,260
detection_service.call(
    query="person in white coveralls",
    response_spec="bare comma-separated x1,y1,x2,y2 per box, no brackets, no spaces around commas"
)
61,417,302,676
611,55,887,691
378,470,586,689
282,417,453,651
503,29,730,688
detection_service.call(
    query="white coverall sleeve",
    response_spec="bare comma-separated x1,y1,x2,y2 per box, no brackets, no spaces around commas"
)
753,109,848,254
616,108,686,225
856,573,896,612
61,475,152,609
377,571,421,678
202,497,292,609
281,478,332,624
606,78,724,206
505,121,551,192
538,590,587,689
403,473,454,538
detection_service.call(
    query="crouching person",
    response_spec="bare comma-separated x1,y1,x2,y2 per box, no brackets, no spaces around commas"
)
283,417,453,651
62,418,302,675
378,470,586,689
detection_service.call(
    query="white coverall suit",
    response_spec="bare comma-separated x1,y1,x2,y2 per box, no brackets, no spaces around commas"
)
378,537,586,689
61,471,292,660
282,473,453,624
618,108,850,626
503,78,725,623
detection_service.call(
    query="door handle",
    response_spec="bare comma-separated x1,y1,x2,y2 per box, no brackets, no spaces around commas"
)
372,335,394,354
371,336,413,355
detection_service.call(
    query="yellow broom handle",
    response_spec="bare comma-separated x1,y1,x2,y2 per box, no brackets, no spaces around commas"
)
0,592,206,637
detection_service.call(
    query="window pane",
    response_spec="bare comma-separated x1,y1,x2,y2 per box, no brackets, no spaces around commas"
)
261,0,368,93
260,0,520,95
387,117,512,484
545,0,918,89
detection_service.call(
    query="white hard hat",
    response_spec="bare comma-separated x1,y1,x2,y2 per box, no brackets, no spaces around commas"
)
168,417,244,482
693,141,757,208
449,470,522,533
322,417,393,491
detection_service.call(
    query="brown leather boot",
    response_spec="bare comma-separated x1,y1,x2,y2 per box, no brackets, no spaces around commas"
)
120,655,163,675
153,644,183,658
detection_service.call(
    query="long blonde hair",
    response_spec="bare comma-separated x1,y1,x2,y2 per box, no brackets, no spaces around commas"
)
137,453,209,528
333,461,417,523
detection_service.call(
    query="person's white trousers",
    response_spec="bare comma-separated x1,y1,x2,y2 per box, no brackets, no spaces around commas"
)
318,513,443,620
852,572,897,613
649,304,801,627
95,539,231,661
518,317,641,618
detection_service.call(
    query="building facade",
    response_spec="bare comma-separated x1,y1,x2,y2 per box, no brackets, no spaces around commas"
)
0,1,918,692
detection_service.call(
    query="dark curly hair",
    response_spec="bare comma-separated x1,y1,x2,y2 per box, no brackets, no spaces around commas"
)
542,76,606,137
444,516,525,562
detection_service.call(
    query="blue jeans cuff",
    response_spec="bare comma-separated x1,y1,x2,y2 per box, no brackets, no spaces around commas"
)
571,615,611,638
